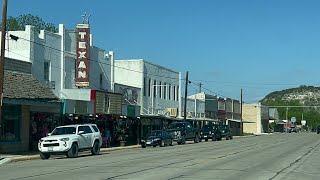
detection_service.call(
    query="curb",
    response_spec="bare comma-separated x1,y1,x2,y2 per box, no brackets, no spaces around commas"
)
5,145,142,163
233,135,259,139
0,158,12,165
100,145,141,153
10,156,39,162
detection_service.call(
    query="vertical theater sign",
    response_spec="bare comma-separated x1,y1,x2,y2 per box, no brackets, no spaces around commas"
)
75,23,90,87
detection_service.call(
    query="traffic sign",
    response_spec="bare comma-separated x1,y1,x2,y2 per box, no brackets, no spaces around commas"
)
291,117,296,123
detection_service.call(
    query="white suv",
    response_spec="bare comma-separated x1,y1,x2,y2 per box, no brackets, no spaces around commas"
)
38,124,102,160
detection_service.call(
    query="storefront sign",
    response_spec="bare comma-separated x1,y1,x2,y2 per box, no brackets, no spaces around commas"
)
114,84,140,104
95,91,122,115
75,24,90,87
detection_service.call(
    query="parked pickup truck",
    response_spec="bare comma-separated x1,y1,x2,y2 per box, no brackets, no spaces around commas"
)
217,125,233,140
200,124,222,141
166,121,201,145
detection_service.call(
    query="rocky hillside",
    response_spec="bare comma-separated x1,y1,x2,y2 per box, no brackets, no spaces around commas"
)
260,85,320,127
261,86,320,106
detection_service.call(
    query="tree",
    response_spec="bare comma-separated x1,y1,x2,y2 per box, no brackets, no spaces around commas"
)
5,14,58,33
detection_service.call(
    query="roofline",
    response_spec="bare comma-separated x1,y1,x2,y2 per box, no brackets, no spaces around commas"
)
115,59,180,74
56,124,96,127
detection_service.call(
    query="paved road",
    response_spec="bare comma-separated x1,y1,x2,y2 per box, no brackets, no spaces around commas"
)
0,133,319,180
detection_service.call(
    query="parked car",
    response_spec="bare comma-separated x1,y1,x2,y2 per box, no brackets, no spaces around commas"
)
200,124,221,141
289,126,297,133
317,126,320,134
141,130,174,148
166,121,201,145
38,124,102,160
217,125,233,140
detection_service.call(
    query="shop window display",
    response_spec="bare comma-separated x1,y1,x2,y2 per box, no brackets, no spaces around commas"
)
0,105,21,141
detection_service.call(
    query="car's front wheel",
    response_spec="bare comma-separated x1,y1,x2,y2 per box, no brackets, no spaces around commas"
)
40,152,50,160
212,135,217,141
67,143,79,158
91,141,100,155
160,140,165,147
169,139,174,146
194,135,199,143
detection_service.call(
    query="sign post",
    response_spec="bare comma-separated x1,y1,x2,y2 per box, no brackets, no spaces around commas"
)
291,117,296,127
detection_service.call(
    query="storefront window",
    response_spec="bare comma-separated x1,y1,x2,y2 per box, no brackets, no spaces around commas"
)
0,104,21,141
29,112,61,151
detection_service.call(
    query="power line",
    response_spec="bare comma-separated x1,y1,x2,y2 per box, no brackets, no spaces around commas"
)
190,79,316,87
5,49,182,87
9,34,182,81
190,81,230,99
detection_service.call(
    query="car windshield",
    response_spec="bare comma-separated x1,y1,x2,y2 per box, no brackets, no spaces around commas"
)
51,127,76,135
147,131,162,137
168,123,184,129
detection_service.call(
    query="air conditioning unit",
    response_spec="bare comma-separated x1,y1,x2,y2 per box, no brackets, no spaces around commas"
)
166,108,178,117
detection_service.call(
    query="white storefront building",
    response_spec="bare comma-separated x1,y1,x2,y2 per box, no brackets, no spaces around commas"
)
2,24,117,115
114,59,182,116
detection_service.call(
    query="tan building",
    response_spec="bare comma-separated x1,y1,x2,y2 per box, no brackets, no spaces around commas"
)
242,103,269,135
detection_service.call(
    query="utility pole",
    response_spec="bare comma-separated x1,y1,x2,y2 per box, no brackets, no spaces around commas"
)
183,71,189,121
240,88,243,136
286,107,288,120
199,82,202,93
0,0,8,134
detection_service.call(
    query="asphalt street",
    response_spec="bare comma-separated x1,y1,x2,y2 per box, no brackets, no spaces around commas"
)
0,132,319,180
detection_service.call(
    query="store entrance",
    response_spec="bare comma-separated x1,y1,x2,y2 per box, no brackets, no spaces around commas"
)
29,112,61,151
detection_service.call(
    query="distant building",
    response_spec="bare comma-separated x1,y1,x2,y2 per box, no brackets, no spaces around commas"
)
188,92,241,135
242,103,269,135
269,108,279,124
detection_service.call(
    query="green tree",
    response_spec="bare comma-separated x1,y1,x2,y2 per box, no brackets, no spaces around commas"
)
6,14,58,33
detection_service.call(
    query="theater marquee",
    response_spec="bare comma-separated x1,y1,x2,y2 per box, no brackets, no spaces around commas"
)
75,24,90,87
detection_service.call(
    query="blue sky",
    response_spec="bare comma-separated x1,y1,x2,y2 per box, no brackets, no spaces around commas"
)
4,0,320,102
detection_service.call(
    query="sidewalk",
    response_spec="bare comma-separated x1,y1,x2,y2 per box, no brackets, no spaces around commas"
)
0,145,140,165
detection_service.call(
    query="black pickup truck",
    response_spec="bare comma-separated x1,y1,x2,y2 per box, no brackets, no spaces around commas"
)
217,125,233,140
200,124,222,141
166,121,201,145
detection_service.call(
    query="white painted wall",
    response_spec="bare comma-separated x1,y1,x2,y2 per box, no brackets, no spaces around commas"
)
2,25,32,62
114,59,180,115
256,104,262,134
114,60,144,88
89,46,111,91
60,89,92,101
